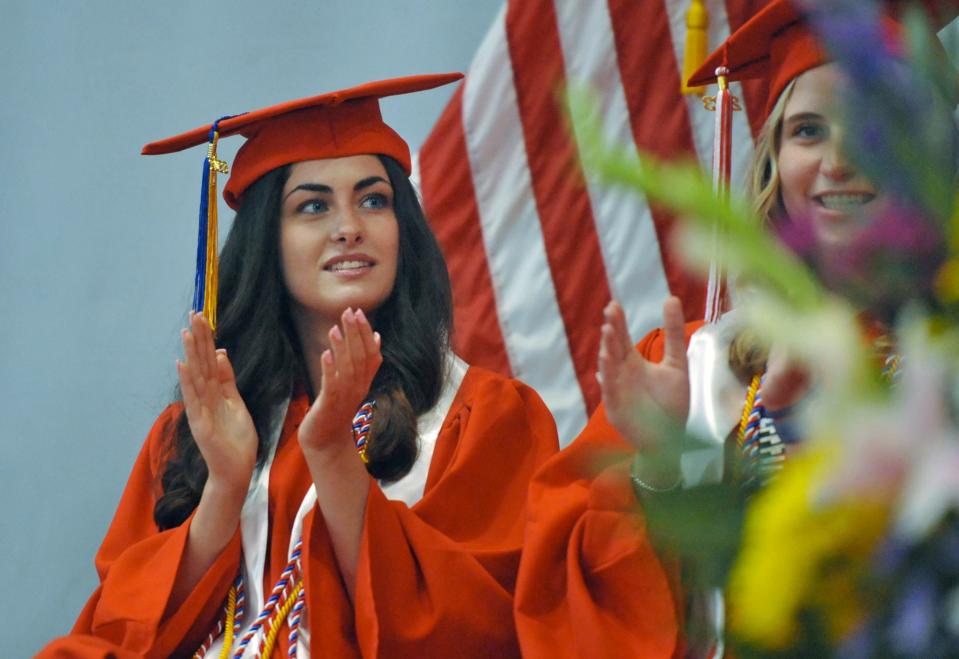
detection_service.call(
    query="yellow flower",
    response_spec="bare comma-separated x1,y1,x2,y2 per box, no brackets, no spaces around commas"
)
727,445,890,649
934,257,959,303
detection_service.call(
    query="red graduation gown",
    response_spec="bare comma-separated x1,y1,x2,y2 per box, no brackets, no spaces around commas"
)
515,323,703,658
40,366,558,658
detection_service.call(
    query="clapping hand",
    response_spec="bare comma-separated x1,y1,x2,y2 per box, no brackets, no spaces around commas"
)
177,312,257,492
298,308,382,457
598,297,690,453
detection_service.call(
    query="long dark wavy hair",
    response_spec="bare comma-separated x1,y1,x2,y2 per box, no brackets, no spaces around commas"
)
154,155,453,530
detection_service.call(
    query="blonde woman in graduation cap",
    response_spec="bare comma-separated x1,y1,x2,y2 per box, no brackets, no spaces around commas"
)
41,74,557,659
516,1,957,657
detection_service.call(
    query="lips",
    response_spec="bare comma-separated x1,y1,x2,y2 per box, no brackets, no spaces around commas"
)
814,192,876,212
323,253,376,273
327,260,373,272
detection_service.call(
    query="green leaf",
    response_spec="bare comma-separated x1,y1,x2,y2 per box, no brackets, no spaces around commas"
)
642,483,746,589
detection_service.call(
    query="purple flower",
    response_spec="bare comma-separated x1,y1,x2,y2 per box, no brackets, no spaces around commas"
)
873,535,911,578
838,620,878,659
776,202,946,322
798,0,958,223
771,214,817,258
890,575,937,654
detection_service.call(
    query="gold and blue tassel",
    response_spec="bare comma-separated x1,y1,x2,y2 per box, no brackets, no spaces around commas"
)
194,116,231,332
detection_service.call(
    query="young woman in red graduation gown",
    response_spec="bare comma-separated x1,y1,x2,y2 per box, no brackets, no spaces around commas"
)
41,74,558,658
515,1,957,656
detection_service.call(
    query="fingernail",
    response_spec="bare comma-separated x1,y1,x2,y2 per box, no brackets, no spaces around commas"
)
331,325,343,340
356,308,366,323
374,331,381,343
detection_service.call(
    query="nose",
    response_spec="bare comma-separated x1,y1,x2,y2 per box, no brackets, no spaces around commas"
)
331,208,364,245
821,135,855,182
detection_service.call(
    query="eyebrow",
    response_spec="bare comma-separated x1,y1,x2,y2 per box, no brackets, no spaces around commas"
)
783,111,824,124
283,176,390,202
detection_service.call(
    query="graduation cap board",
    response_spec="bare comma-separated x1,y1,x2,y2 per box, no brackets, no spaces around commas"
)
687,0,958,117
141,73,463,331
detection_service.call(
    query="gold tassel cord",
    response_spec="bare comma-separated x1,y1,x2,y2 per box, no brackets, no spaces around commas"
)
204,131,229,332
682,0,709,95
218,585,238,659
260,580,304,659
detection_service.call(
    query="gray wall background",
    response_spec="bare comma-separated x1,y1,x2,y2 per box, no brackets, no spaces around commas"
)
0,2,501,654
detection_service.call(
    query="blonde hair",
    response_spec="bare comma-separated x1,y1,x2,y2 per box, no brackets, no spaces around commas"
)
745,78,797,226
728,79,798,382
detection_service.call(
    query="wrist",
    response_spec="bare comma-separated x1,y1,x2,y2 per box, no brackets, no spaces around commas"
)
193,475,247,542
300,432,358,465
201,473,249,510
630,452,682,494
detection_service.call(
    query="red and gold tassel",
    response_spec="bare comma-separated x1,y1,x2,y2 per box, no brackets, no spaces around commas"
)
703,66,740,323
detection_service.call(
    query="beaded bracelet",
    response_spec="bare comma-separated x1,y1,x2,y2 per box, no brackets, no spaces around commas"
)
630,453,682,496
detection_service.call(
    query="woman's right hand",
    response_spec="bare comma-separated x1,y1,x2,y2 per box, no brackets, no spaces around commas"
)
598,296,690,453
167,313,258,616
177,312,257,493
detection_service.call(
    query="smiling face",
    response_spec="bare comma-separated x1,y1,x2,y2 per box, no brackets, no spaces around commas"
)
279,155,399,332
777,63,883,249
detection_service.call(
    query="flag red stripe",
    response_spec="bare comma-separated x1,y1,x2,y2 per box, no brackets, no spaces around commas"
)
606,0,707,321
504,0,612,413
420,85,513,377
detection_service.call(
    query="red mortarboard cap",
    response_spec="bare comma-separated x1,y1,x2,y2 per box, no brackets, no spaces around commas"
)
144,73,462,332
686,1,814,116
686,0,957,118
142,73,463,209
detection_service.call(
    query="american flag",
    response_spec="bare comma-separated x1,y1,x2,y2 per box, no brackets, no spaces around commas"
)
416,0,769,443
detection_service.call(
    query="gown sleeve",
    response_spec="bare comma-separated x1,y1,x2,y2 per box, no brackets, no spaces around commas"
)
303,368,559,659
39,405,242,659
514,322,704,658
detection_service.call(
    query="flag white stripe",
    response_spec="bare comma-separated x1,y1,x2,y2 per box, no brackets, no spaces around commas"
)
554,0,673,346
461,5,588,441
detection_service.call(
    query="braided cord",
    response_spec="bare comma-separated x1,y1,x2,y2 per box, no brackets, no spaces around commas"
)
741,377,765,460
737,374,762,449
218,582,238,659
260,580,304,659
352,400,376,463
287,585,306,657
232,539,303,658
881,352,901,382
233,580,246,644
193,617,223,659
194,575,244,659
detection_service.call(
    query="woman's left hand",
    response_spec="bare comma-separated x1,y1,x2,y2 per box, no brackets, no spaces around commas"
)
298,307,382,456
761,342,810,413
